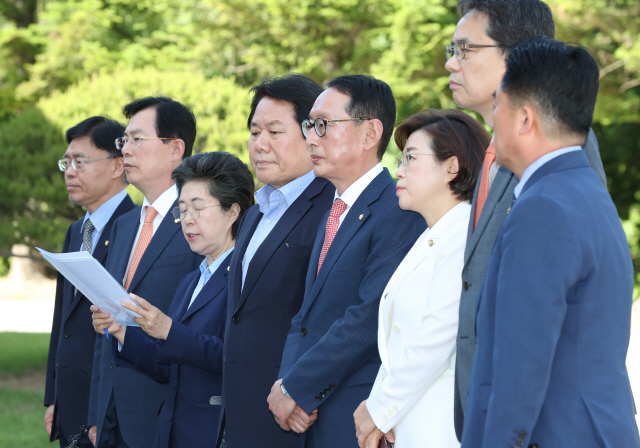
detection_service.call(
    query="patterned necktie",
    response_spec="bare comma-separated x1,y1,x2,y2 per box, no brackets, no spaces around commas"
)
124,206,158,291
473,141,496,230
82,219,95,252
317,198,347,275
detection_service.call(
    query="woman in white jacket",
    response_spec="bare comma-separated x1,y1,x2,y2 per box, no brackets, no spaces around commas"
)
354,109,489,448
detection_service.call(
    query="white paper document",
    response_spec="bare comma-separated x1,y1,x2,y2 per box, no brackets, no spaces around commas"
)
36,247,141,326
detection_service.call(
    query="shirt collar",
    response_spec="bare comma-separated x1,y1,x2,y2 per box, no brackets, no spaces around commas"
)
201,247,234,278
141,184,178,222
514,146,581,199
254,170,316,215
334,163,383,207
81,189,128,234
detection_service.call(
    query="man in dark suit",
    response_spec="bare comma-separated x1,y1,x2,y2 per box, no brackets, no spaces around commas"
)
462,37,639,448
87,97,202,448
444,0,608,439
44,116,134,448
219,74,334,448
269,75,425,447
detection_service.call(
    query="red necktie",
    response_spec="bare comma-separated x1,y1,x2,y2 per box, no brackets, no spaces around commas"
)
317,198,347,275
474,141,496,230
124,206,158,291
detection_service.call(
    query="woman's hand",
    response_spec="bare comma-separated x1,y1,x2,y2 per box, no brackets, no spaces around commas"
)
90,305,126,344
354,400,378,448
122,294,172,340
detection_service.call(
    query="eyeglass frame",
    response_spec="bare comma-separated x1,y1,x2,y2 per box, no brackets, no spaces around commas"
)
115,136,177,150
58,156,116,172
445,40,504,61
301,117,372,138
396,152,436,170
171,204,221,222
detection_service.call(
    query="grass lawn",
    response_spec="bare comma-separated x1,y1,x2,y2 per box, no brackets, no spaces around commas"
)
0,332,51,448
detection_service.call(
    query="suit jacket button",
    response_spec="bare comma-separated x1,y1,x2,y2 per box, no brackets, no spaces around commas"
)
110,361,114,369
463,281,470,291
300,327,308,336
516,438,524,444
329,383,335,389
315,395,321,401
63,331,70,339
519,431,527,438
232,315,240,324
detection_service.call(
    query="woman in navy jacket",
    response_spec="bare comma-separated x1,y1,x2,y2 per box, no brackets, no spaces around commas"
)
92,152,254,447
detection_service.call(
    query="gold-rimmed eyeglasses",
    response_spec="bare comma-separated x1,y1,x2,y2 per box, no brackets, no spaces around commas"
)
115,136,177,150
58,156,116,172
171,204,221,222
396,152,436,170
301,117,372,138
445,41,503,61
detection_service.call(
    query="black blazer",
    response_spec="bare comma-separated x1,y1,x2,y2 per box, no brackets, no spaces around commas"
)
44,194,135,441
219,177,335,448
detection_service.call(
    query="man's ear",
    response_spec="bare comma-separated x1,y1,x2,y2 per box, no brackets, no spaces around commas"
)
112,156,125,179
363,119,384,152
519,104,537,137
170,138,186,162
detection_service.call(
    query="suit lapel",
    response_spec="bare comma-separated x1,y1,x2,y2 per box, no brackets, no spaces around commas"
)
231,208,261,307
464,167,514,264
112,208,142,285
304,170,393,313
128,200,183,292
181,252,232,322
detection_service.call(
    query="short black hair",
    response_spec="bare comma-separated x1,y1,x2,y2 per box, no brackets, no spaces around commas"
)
326,75,396,160
458,0,555,51
123,96,197,158
247,74,324,129
501,37,599,137
66,116,125,157
395,109,489,202
172,152,255,239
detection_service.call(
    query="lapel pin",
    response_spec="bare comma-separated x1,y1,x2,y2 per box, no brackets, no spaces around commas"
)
506,207,511,214
428,239,434,247
227,266,230,272
359,214,364,221
174,218,180,224
104,240,109,246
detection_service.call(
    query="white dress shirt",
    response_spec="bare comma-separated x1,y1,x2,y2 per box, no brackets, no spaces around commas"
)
334,163,383,229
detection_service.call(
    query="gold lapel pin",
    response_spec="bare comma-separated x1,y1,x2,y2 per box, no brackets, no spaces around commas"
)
227,266,230,272
359,214,364,221
174,218,180,224
105,240,109,246
506,207,511,214
428,239,434,247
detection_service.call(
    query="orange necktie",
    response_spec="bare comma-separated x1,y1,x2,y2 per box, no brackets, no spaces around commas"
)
474,141,496,230
317,198,347,275
124,206,158,291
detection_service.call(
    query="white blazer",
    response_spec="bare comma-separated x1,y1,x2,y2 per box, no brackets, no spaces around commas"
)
366,201,470,447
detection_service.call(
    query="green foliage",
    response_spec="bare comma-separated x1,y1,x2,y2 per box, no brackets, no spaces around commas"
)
0,332,49,375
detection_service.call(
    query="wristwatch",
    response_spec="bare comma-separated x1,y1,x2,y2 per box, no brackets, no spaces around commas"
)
280,383,292,398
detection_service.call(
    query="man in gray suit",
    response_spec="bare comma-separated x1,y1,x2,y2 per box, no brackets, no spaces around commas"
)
445,0,607,440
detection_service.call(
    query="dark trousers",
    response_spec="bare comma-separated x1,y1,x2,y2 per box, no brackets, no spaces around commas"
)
97,392,129,448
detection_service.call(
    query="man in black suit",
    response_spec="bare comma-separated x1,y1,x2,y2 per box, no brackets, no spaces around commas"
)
218,74,335,447
44,116,135,448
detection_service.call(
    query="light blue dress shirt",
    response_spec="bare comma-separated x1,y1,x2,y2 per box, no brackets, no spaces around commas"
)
80,189,128,254
241,170,316,288
514,146,581,199
188,247,234,309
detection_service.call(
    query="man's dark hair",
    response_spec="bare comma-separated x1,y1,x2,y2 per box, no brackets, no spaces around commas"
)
66,116,125,157
395,109,489,202
247,74,324,129
458,0,555,50
501,37,599,137
172,152,255,239
123,96,197,158
326,75,396,160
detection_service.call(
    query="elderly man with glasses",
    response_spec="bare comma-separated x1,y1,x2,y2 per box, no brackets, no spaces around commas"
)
87,97,202,448
44,116,135,448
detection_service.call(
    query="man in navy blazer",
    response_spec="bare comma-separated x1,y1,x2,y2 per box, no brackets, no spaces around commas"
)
462,38,640,448
445,1,608,439
88,97,202,448
269,75,425,447
219,74,334,448
45,116,134,448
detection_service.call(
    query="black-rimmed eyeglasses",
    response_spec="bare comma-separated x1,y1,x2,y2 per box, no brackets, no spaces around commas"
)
301,117,372,138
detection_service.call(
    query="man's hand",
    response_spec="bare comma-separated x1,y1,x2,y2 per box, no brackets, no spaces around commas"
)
91,305,126,344
267,379,297,431
287,406,318,433
88,425,97,446
123,294,172,340
44,404,54,436
354,400,378,448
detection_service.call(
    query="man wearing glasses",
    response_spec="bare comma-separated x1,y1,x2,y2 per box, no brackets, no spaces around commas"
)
268,75,424,447
44,116,134,448
88,97,202,448
445,0,607,441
